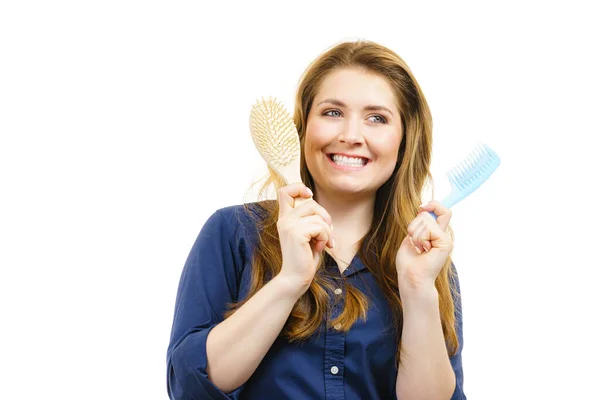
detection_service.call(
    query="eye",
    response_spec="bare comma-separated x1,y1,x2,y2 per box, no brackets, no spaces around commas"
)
369,115,387,124
323,109,342,117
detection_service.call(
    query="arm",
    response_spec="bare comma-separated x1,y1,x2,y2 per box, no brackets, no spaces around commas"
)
395,202,466,400
166,209,241,400
205,274,304,393
395,262,466,400
166,207,308,399
395,288,457,400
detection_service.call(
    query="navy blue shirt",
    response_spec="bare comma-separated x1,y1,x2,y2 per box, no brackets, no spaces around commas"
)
166,202,466,399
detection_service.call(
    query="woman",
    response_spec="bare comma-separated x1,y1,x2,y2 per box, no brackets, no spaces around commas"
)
167,39,466,399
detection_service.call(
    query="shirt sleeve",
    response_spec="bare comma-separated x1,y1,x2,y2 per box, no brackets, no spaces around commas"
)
449,262,467,400
166,208,246,400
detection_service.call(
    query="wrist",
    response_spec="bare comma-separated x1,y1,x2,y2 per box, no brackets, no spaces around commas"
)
273,273,311,300
399,284,439,308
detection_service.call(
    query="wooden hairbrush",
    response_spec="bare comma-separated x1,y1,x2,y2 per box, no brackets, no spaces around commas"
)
249,97,307,204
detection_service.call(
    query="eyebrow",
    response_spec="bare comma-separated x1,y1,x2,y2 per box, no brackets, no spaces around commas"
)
316,98,395,117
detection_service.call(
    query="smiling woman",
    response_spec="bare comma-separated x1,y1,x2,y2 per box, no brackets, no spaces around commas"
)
166,39,466,400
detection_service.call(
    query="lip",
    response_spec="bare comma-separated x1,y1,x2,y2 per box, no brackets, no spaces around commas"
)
325,152,371,170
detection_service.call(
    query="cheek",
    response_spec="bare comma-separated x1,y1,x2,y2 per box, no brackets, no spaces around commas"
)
373,135,401,160
304,121,324,172
372,135,402,177
305,119,332,150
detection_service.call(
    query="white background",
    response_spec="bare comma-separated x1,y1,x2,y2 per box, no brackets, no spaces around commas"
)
1,1,598,399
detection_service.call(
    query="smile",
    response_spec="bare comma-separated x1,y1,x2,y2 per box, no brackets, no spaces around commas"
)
326,153,370,169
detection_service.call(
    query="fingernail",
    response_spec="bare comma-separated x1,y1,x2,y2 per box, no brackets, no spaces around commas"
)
306,188,313,196
330,223,334,230
414,246,422,255
331,237,336,248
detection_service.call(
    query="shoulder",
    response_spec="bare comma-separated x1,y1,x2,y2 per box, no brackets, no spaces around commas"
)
212,200,276,232
202,200,276,249
215,200,274,224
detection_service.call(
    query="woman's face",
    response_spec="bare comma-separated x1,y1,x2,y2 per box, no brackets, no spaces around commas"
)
305,67,404,200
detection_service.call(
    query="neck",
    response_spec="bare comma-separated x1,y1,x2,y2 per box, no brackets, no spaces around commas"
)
314,187,375,259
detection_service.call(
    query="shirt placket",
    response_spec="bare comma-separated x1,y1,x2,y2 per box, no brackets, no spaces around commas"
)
324,284,346,400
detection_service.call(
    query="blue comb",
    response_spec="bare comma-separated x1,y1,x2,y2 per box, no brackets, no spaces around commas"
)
428,142,501,220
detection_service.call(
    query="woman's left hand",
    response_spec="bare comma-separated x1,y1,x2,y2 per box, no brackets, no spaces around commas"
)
395,201,454,293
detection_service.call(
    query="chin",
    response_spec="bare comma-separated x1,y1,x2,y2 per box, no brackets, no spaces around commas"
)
330,184,373,196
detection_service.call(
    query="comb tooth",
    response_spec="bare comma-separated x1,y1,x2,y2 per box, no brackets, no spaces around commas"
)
455,162,468,190
447,170,459,190
467,151,481,179
451,165,461,189
460,145,481,182
483,143,500,164
460,163,473,189
462,161,474,188
448,165,463,190
474,143,488,167
476,145,493,172
461,155,476,187
471,148,487,177
480,142,495,162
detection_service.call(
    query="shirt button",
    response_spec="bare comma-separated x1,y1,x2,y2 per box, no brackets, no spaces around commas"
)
331,366,339,375
334,288,342,295
334,323,342,330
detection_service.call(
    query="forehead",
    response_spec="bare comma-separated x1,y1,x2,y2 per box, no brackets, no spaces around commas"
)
315,68,398,110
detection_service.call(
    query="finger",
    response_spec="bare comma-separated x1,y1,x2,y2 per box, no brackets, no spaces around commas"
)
407,217,426,237
418,216,448,250
303,215,335,248
408,235,420,254
313,238,326,253
277,184,313,216
306,222,332,250
420,201,452,231
290,198,333,226
411,224,425,254
413,224,431,253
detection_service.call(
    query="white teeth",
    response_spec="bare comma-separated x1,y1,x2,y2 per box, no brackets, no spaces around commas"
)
331,154,367,167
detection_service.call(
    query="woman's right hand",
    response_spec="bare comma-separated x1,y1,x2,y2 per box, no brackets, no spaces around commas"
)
276,183,334,293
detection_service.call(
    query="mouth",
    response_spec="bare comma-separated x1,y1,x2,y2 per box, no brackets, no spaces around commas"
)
326,153,371,168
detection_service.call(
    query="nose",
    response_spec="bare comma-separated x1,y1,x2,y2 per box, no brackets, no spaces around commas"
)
338,118,364,145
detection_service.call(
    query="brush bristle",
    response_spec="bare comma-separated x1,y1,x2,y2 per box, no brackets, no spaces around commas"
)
249,97,300,167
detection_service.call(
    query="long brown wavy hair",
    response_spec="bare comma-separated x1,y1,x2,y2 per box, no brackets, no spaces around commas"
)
225,39,460,364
